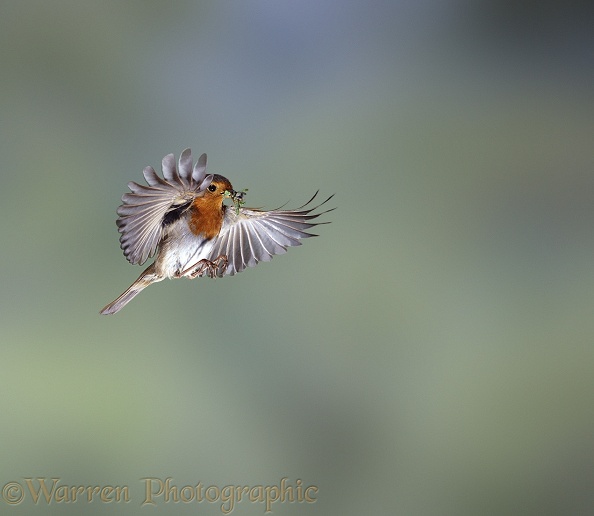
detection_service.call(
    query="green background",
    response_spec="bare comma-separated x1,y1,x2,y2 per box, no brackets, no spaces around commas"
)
1,1,594,515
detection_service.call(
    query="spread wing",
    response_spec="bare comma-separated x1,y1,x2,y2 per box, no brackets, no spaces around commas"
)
208,192,335,276
116,149,213,265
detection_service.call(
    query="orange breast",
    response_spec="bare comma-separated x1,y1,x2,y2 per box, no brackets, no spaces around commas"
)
188,199,224,240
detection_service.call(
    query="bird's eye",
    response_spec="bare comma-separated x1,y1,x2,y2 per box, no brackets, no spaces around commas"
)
208,184,217,192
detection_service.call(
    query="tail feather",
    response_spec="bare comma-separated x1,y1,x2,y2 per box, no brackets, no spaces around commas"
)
100,264,161,315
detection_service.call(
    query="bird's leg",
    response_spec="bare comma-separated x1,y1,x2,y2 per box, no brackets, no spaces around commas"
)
208,254,229,277
182,254,228,279
181,261,209,279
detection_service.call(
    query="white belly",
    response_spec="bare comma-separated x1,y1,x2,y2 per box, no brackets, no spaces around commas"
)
155,221,216,278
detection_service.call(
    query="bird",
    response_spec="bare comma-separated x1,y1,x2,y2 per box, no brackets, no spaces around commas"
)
99,148,334,315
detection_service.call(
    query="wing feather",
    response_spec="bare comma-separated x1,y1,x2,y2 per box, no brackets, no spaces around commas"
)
115,149,210,265
211,194,334,275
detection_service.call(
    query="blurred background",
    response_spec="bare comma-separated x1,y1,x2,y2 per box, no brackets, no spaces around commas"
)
1,1,594,515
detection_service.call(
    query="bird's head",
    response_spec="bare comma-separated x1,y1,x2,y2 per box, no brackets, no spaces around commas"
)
201,174,248,214
205,174,234,198
198,174,235,208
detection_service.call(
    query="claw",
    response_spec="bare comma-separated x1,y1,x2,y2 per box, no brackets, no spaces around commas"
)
181,254,228,279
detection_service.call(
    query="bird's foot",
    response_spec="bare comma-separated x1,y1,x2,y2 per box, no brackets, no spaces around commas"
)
182,254,228,279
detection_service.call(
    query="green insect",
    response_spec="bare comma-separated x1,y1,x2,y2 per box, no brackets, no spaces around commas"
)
225,188,249,214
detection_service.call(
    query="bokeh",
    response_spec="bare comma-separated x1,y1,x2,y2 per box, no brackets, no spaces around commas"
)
1,1,594,515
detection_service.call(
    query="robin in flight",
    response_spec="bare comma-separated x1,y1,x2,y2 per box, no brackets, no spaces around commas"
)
100,149,334,315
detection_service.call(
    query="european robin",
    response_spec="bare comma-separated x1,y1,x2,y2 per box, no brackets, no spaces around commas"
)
100,149,334,315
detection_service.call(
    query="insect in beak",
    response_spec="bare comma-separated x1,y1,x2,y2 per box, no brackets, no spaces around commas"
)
224,188,248,214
